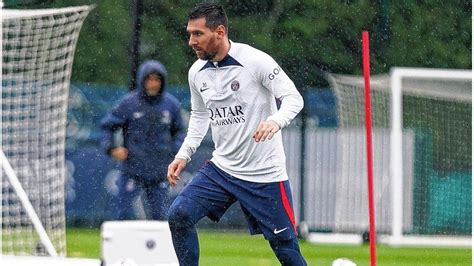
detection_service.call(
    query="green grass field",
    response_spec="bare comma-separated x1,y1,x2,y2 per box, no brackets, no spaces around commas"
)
66,227,471,265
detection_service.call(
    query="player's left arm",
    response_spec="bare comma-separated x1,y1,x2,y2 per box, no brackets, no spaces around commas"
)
253,53,304,142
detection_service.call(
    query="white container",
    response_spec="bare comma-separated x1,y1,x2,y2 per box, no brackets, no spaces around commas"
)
101,221,179,266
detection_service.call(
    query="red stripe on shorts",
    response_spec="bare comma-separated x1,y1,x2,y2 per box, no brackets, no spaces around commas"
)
279,181,297,233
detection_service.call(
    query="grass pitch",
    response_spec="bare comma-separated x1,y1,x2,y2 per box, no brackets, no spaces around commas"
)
66,227,471,265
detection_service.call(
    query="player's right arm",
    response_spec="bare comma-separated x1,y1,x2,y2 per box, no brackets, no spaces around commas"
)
168,65,210,184
167,158,187,186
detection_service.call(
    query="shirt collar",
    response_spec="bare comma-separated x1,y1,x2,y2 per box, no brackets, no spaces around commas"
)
199,41,242,71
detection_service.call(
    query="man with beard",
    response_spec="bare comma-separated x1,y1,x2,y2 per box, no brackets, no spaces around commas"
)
167,3,307,265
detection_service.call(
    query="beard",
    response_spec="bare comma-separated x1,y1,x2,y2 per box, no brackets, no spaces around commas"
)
200,49,218,61
194,38,219,61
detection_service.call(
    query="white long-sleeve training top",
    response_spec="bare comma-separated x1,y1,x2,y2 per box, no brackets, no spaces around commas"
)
175,41,303,183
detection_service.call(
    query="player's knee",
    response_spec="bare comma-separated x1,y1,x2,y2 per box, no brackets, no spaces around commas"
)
167,197,195,231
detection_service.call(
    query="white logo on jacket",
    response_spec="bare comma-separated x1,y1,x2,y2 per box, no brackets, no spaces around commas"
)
161,110,172,124
133,112,145,119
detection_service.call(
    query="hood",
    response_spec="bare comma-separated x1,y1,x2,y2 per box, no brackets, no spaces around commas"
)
136,60,167,98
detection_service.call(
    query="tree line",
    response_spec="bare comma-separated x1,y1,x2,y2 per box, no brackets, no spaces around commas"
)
6,0,472,88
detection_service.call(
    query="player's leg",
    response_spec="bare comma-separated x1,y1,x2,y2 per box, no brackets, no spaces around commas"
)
167,163,235,266
142,181,170,220
167,195,207,266
238,180,307,265
268,238,307,266
112,174,141,220
193,162,306,264
241,206,307,266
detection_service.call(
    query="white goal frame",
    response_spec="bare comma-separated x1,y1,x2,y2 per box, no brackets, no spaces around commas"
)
305,67,471,247
0,150,58,256
383,67,472,247
1,5,94,257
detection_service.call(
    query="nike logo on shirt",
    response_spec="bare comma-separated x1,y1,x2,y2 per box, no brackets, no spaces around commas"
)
273,227,289,234
199,82,211,92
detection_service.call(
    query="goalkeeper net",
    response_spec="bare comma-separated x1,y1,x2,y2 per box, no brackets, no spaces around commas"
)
320,68,471,247
2,5,93,256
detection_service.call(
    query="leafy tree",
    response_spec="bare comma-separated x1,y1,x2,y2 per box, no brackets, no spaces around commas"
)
4,0,471,88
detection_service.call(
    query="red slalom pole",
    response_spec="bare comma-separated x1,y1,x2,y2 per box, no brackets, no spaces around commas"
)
362,30,377,266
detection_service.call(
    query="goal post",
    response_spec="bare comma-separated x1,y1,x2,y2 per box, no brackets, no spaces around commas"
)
386,67,471,247
0,150,57,256
317,67,471,247
2,5,93,256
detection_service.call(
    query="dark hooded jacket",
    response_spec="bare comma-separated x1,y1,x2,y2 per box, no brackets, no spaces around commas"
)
100,60,185,182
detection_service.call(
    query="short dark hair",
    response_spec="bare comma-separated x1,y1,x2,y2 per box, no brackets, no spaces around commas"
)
188,3,228,31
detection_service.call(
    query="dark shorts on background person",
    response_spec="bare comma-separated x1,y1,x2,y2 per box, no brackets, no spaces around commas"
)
113,174,171,220
179,161,297,241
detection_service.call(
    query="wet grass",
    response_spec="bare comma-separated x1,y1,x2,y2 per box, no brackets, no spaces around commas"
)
66,227,471,265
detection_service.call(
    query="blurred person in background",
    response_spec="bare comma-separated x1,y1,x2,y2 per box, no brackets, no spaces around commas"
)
101,60,185,220
167,3,307,266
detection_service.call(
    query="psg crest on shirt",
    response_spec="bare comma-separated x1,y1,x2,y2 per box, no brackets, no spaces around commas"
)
230,80,240,91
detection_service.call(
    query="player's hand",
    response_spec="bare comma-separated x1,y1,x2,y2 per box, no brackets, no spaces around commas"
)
111,147,128,161
167,158,187,187
252,120,280,142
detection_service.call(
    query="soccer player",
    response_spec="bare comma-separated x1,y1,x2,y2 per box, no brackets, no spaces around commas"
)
167,3,307,265
101,60,185,220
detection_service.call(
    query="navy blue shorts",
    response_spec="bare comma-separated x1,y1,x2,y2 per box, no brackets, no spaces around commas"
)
179,161,297,241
